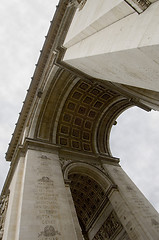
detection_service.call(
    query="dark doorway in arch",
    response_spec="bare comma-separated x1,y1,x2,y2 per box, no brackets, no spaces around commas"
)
68,173,106,239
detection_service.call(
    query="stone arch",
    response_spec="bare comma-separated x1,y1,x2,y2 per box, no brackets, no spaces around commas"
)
96,100,132,155
33,68,133,158
63,162,120,239
63,161,114,188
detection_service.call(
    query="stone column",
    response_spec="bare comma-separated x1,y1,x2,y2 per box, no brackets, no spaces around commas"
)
103,163,159,240
16,145,79,240
2,156,25,240
64,180,84,240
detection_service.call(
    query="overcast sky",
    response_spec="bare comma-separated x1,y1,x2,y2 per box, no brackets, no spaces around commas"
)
0,0,159,213
0,0,58,191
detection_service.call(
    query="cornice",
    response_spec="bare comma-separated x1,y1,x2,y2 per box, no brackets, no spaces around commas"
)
59,147,120,165
1,137,119,196
124,0,151,13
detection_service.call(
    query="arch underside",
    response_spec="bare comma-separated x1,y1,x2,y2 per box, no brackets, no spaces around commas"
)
35,68,133,156
69,173,106,230
66,163,129,240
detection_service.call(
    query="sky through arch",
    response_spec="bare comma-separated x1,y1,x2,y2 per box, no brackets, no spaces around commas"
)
110,107,159,212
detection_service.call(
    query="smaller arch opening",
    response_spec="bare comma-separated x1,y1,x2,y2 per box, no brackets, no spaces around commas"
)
69,173,105,231
66,163,113,238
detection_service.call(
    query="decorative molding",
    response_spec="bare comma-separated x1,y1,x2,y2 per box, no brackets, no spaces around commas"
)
0,190,10,240
59,147,120,165
68,0,87,10
59,157,72,169
110,82,152,112
22,138,59,153
68,0,79,8
125,0,151,13
78,0,87,10
5,0,76,162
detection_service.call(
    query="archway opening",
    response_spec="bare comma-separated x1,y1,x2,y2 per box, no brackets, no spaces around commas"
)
68,172,105,238
110,106,159,212
66,163,125,239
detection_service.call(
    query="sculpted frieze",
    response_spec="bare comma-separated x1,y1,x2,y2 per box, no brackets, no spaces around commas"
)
93,210,122,240
0,190,10,240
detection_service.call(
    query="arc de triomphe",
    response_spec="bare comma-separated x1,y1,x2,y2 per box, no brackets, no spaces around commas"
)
1,0,159,239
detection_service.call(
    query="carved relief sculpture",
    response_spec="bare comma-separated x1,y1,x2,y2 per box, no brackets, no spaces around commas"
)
0,190,10,240
93,210,122,240
38,225,61,238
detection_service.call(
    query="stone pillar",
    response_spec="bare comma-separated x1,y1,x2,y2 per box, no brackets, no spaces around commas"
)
64,181,84,240
103,163,159,240
16,146,79,240
2,156,25,240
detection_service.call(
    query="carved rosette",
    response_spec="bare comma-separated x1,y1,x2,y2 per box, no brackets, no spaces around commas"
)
0,190,10,240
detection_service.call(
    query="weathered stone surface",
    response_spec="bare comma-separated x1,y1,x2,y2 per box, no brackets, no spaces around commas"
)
64,1,159,92
104,164,159,239
17,149,79,240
